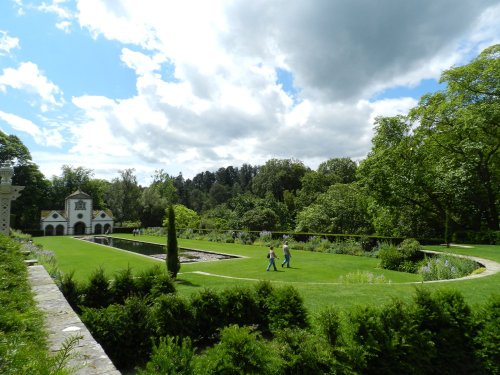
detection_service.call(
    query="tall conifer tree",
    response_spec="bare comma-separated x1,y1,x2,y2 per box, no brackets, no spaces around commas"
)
166,206,180,278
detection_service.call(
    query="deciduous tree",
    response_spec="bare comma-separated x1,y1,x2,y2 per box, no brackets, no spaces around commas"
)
106,169,142,223
252,159,309,201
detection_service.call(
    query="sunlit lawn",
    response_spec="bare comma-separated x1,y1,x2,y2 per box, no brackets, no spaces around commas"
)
34,234,500,312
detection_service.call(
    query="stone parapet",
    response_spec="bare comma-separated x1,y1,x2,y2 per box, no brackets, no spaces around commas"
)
28,265,120,375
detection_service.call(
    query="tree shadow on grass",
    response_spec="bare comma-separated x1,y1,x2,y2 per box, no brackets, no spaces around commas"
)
175,279,199,287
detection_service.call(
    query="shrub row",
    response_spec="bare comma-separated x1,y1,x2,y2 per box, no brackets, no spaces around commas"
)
137,288,500,375
59,265,176,313
453,229,500,245
71,269,500,374
150,227,408,250
76,280,309,371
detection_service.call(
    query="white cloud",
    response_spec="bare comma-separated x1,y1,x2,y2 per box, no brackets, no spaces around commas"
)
120,48,166,76
0,110,64,147
363,97,419,125
0,111,40,135
0,62,64,111
56,20,72,33
19,0,500,182
12,0,25,16
35,0,76,33
465,3,500,54
37,0,73,21
223,0,500,101
0,31,20,55
70,95,128,156
37,0,73,19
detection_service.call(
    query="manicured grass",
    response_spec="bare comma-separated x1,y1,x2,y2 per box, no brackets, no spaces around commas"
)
34,236,161,280
34,234,500,312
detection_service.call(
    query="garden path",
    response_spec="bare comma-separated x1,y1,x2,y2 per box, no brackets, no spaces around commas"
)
182,252,500,285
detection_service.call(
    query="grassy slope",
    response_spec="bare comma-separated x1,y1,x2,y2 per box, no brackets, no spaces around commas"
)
34,235,500,312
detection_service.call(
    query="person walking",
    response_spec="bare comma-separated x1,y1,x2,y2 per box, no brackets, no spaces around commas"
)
281,241,291,268
266,246,278,271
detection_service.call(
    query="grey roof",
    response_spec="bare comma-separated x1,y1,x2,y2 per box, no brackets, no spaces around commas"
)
40,210,66,220
67,189,91,199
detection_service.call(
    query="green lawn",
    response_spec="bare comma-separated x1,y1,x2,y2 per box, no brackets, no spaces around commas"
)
34,235,500,312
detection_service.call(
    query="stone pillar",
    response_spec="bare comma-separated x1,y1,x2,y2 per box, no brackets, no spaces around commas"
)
0,163,24,235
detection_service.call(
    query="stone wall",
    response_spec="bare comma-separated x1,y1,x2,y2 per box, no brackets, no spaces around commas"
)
28,265,120,375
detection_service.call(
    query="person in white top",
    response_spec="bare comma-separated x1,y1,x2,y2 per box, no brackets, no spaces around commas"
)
281,241,291,268
266,246,278,271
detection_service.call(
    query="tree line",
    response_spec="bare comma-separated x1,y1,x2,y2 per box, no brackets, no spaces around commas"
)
3,44,499,242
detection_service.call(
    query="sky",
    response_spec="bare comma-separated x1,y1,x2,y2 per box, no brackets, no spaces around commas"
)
0,0,499,186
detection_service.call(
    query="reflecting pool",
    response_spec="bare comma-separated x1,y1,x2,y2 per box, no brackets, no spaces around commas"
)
80,236,237,263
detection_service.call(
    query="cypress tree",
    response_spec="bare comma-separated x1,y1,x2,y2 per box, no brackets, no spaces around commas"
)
166,206,180,278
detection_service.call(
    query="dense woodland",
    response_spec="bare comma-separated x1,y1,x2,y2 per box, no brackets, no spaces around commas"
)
3,45,499,242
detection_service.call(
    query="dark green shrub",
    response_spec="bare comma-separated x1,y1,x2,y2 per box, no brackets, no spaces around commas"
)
474,295,500,374
398,238,421,261
267,285,309,332
316,306,342,347
138,336,195,375
379,239,422,272
274,328,337,374
346,300,433,375
253,281,275,334
83,267,111,308
412,288,479,374
151,294,193,339
220,286,261,328
194,325,281,375
58,270,82,313
109,265,176,302
377,299,434,374
453,229,500,245
150,272,176,297
81,297,153,371
360,236,378,252
378,242,401,270
135,265,164,297
110,265,136,304
329,239,364,256
398,260,418,273
189,288,225,344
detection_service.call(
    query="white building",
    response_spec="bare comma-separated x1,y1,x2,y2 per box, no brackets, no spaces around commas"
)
40,190,114,235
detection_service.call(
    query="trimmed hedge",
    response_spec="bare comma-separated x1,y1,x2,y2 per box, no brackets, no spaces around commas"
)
60,263,499,374
74,275,310,371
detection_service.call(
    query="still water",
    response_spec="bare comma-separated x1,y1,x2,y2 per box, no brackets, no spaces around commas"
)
80,236,236,262
85,236,166,256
